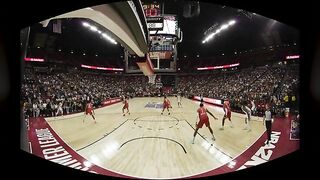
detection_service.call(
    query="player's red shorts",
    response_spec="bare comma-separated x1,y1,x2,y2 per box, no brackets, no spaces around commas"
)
163,104,170,109
224,110,231,119
197,116,210,128
123,104,128,109
86,109,93,115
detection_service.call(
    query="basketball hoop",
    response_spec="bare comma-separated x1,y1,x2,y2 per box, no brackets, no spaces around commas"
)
148,74,157,84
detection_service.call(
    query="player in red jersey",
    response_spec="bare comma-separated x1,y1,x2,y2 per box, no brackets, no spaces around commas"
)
161,96,172,115
192,103,218,144
122,96,130,116
220,99,233,130
84,100,96,123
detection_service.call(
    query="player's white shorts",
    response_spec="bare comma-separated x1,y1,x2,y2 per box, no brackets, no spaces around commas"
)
56,107,63,115
244,111,251,120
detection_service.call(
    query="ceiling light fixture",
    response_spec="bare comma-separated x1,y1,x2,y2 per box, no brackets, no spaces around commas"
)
82,21,117,45
202,19,236,44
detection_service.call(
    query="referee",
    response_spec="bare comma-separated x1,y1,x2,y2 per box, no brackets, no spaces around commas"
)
263,103,273,145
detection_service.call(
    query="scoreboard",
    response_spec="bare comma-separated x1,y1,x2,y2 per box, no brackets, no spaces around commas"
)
138,2,181,73
146,16,164,31
143,2,180,37
142,3,161,17
149,15,179,36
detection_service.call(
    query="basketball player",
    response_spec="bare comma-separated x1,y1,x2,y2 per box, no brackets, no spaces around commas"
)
263,104,273,145
250,99,257,116
241,101,252,131
177,93,182,108
161,96,172,115
55,101,64,117
192,103,218,144
200,94,204,103
122,96,130,116
220,99,233,130
84,100,96,123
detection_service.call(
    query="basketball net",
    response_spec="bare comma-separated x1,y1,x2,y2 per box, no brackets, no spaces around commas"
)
148,74,156,84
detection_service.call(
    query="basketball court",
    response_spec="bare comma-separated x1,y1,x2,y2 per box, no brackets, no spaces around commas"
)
41,97,265,179
21,1,300,179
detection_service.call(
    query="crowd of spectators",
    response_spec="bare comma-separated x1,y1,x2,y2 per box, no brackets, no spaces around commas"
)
21,67,161,118
177,63,299,116
21,62,299,119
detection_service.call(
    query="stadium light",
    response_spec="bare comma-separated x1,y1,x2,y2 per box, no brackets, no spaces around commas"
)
228,20,236,25
220,24,229,30
102,33,117,44
82,22,117,45
202,19,236,44
82,22,90,27
90,26,98,32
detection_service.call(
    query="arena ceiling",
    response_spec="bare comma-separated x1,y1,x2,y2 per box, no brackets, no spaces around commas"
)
26,0,299,63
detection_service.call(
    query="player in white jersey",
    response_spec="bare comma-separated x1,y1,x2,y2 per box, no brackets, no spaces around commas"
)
177,93,182,108
56,101,64,117
241,101,252,131
250,99,257,115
